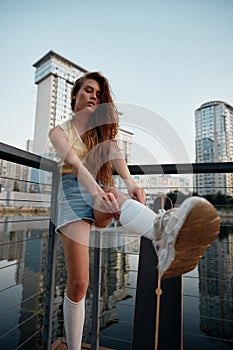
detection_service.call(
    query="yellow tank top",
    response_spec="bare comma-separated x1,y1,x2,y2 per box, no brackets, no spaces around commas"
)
57,119,89,174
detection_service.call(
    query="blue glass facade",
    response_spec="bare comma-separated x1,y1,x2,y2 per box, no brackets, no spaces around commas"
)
195,101,233,196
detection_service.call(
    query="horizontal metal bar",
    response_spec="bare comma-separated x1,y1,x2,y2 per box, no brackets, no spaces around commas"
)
1,142,233,176
183,331,233,344
0,272,42,294
0,174,52,185
0,199,50,203
15,328,43,350
127,162,233,174
0,217,49,224
0,292,43,317
0,142,58,173
0,309,43,339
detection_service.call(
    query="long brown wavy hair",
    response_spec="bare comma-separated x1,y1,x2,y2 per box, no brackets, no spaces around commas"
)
71,72,119,186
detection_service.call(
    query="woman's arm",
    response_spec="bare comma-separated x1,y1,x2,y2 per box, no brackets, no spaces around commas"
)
110,146,145,204
49,126,120,215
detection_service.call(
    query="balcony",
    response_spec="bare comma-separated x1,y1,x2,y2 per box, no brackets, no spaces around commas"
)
0,141,233,350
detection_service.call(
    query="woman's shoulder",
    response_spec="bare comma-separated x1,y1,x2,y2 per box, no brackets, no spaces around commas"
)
49,119,72,138
59,119,72,130
58,119,73,133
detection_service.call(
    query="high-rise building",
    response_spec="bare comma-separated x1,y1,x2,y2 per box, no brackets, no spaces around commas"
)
33,50,88,156
118,128,133,164
195,101,233,196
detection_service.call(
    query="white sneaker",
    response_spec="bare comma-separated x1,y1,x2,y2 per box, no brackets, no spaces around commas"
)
152,197,220,279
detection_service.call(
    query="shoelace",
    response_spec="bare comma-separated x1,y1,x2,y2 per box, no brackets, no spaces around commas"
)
154,208,175,240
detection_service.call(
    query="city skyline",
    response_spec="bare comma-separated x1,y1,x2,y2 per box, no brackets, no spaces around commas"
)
0,0,233,164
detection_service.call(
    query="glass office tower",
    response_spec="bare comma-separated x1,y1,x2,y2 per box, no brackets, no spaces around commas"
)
33,50,88,156
195,101,233,196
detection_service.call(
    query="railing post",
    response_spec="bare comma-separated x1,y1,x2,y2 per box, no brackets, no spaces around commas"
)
132,198,183,350
42,167,60,349
91,230,102,350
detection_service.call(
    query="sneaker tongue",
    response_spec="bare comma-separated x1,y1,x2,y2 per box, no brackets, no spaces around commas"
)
165,208,189,235
158,209,179,236
154,210,172,240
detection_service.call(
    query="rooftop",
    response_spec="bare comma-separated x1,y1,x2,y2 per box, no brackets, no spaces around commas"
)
33,50,88,73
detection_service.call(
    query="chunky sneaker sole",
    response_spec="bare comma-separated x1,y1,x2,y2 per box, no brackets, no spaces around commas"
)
153,197,220,279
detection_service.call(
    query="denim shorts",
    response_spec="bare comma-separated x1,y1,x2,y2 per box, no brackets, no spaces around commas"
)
56,174,96,233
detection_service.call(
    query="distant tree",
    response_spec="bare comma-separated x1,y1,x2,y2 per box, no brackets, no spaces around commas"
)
166,190,233,207
166,190,178,205
191,191,199,197
166,190,189,206
201,191,233,207
202,193,215,205
226,196,233,206
214,191,227,205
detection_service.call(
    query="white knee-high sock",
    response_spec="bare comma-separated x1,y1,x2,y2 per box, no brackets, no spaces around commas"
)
63,294,85,350
119,199,157,240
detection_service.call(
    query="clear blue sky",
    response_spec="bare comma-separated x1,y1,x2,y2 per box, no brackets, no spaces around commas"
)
0,0,232,163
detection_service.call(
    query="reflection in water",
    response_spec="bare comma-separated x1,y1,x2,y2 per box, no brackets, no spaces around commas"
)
199,224,233,342
0,216,49,350
0,216,233,349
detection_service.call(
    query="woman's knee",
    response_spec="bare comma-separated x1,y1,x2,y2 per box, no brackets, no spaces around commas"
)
116,190,129,207
108,188,128,206
68,276,89,300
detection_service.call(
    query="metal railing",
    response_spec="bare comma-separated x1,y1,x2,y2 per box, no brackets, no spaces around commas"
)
0,141,233,350
0,142,59,349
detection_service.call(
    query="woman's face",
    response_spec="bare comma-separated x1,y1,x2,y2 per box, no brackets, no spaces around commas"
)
73,79,101,114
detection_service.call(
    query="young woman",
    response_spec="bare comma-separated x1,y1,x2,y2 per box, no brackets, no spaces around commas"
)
49,72,220,350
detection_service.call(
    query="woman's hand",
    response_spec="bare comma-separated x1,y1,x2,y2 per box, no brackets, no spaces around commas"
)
103,185,119,199
93,191,120,220
110,157,146,205
125,180,146,204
